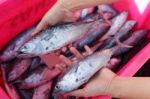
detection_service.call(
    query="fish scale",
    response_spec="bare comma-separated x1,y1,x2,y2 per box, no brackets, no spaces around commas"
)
19,21,96,56
54,49,112,94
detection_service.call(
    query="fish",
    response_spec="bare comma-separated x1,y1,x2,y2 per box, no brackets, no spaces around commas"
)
113,30,148,56
96,20,136,51
28,57,42,72
98,4,118,18
18,65,60,89
78,4,118,22
63,20,110,57
63,12,128,57
7,58,32,82
76,21,110,51
99,11,128,42
32,81,52,99
0,27,35,62
18,20,100,56
1,65,20,99
15,87,33,99
53,41,130,94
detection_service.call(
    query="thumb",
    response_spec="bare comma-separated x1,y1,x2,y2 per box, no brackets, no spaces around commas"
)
31,19,48,37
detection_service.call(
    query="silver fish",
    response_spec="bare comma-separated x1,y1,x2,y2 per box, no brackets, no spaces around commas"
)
53,47,120,94
98,4,118,18
19,21,99,56
32,81,52,99
0,27,35,62
99,11,128,41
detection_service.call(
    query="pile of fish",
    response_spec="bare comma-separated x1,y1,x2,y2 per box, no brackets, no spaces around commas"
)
0,4,148,99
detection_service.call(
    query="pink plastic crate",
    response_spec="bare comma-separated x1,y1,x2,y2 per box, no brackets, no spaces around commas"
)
0,0,150,99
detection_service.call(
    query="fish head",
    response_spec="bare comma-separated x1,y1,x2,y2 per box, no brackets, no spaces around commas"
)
53,77,76,95
53,81,67,95
18,42,43,55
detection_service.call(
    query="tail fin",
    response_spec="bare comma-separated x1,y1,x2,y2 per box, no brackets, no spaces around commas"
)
110,37,133,54
116,37,133,48
12,79,22,84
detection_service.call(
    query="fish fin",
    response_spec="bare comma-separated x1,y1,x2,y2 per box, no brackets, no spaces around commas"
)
116,37,133,48
98,6,112,26
12,79,22,84
53,95,59,99
79,14,101,24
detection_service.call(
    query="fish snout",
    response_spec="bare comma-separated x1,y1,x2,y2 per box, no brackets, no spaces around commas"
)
53,85,63,95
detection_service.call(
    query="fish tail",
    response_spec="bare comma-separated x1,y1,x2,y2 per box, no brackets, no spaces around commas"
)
111,37,133,52
116,37,133,48
12,79,22,84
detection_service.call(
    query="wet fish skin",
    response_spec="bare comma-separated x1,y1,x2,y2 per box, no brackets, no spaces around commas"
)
19,66,60,89
7,58,32,82
15,87,33,99
28,57,42,72
7,84,20,99
64,12,129,57
78,4,118,22
99,11,128,42
113,30,148,56
64,21,110,57
76,22,110,51
63,10,116,57
96,20,136,51
1,65,20,99
54,49,114,94
32,81,52,99
54,35,132,94
0,27,35,62
98,4,118,18
19,21,98,56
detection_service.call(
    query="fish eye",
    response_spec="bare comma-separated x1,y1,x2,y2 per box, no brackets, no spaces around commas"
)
55,85,60,89
23,45,28,49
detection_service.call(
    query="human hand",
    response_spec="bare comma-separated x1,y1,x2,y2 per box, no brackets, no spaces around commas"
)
56,45,117,97
67,68,116,97
32,1,78,36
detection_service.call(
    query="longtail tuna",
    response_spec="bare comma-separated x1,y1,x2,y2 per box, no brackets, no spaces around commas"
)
0,27,35,62
99,11,128,41
96,20,136,51
32,81,52,99
53,41,131,94
8,58,32,82
18,20,100,56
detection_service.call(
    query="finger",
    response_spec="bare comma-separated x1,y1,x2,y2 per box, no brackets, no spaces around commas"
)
82,52,87,57
55,50,61,55
72,57,79,64
70,47,84,59
91,42,103,52
84,45,93,55
59,62,67,68
55,64,64,71
63,9,78,22
61,47,67,53
59,55,73,66
31,19,48,36
68,43,73,48
68,89,87,97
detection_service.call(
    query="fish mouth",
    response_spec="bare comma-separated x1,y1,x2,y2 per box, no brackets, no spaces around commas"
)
17,50,26,54
53,87,63,96
16,51,34,58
